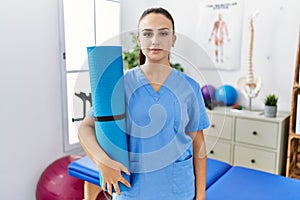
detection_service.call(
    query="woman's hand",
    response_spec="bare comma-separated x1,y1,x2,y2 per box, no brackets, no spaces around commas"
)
78,116,131,195
97,158,131,196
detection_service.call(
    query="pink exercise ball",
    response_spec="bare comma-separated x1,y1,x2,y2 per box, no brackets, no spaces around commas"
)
36,155,84,200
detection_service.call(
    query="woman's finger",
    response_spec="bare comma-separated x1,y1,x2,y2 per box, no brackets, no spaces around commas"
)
102,181,107,191
113,182,121,195
119,177,131,188
107,183,112,196
120,165,130,175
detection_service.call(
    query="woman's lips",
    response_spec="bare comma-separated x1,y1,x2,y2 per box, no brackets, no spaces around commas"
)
150,48,162,52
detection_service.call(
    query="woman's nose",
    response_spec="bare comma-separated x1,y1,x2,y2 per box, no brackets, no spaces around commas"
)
151,35,159,45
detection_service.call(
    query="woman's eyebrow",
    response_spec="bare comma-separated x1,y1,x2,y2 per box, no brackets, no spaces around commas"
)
141,29,153,32
158,28,170,31
141,27,170,32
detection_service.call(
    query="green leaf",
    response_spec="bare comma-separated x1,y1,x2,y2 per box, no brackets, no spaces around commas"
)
264,93,278,106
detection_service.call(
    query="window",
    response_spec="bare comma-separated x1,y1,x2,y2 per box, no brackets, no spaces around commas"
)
58,0,120,152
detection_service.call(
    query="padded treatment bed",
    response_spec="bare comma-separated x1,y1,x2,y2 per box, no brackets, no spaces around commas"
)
68,156,231,198
69,156,300,199
206,158,231,189
68,156,231,189
68,156,100,186
206,166,300,200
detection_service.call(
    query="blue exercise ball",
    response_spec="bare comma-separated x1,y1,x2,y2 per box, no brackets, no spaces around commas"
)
215,85,238,106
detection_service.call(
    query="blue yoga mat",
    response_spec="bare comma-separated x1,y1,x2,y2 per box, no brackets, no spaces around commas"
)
87,46,130,192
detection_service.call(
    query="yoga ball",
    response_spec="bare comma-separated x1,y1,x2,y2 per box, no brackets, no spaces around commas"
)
36,155,84,200
215,85,238,106
201,84,216,101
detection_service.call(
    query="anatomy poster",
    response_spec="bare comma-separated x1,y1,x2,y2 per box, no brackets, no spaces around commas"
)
197,1,244,70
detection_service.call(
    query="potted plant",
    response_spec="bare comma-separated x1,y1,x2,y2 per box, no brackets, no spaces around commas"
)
264,93,278,117
123,33,140,70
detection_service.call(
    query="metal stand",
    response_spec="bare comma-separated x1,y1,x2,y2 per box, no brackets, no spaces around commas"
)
249,97,253,111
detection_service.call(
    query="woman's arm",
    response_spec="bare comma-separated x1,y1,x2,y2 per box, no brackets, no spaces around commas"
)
189,130,207,200
78,116,131,195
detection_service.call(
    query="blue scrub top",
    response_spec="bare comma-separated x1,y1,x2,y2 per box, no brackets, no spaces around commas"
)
88,67,210,200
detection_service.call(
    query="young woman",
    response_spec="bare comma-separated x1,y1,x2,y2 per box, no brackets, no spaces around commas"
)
78,7,209,200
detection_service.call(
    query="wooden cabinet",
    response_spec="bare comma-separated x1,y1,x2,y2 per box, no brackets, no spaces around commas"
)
204,107,289,175
286,30,300,179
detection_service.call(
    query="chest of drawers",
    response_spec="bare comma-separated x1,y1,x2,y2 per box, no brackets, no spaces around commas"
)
204,107,289,175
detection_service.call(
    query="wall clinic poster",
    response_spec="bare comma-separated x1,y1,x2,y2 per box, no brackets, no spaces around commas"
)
197,1,244,70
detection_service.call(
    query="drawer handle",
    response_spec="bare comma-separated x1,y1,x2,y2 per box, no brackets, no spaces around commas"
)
251,159,256,163
211,124,215,128
252,131,257,135
210,150,214,154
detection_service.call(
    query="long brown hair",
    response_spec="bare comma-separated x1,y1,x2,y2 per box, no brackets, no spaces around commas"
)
137,7,175,65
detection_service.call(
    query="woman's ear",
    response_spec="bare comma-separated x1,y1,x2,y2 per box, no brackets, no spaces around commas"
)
172,34,177,47
136,35,141,48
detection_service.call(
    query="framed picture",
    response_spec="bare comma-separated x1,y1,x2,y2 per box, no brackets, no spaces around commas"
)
196,0,244,70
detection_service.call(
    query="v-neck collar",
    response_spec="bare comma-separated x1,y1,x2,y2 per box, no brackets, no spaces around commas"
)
136,66,176,101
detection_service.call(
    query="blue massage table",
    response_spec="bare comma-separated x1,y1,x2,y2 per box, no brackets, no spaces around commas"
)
68,156,231,199
206,157,231,189
68,156,300,199
68,156,231,190
206,166,300,200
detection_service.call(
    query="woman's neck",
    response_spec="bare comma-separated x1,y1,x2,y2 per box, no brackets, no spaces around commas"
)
140,63,172,92
140,63,172,76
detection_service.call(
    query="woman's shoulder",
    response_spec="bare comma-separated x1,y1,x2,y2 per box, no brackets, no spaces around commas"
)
174,69,201,91
124,67,139,79
124,67,140,90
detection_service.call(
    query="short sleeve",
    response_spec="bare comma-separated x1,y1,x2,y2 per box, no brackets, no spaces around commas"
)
185,86,210,133
87,107,94,118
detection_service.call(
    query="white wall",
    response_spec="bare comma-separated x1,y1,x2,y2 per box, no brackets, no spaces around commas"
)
0,0,299,199
221,0,300,111
0,0,66,199
121,0,300,111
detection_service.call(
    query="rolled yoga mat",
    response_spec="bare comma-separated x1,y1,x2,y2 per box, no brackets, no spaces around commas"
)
87,46,130,192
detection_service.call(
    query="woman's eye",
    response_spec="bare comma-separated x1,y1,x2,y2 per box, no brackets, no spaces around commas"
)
160,32,169,37
143,32,153,37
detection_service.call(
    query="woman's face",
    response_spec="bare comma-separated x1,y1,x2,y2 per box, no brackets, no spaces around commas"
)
137,13,176,65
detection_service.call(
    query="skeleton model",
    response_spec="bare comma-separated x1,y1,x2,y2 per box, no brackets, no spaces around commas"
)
236,11,262,110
